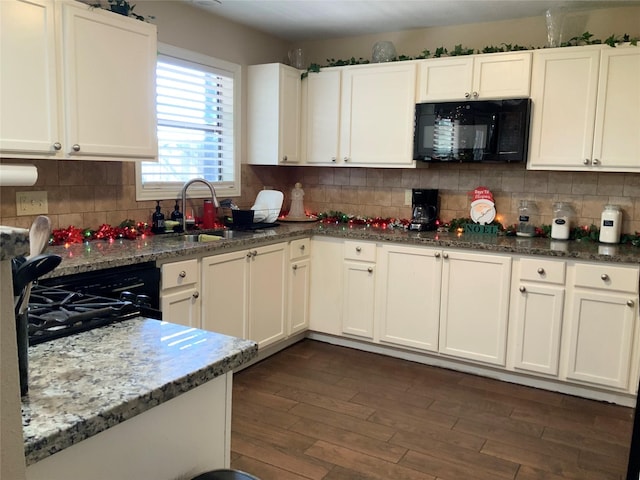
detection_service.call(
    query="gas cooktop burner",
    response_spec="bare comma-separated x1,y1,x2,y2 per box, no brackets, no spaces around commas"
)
26,286,142,345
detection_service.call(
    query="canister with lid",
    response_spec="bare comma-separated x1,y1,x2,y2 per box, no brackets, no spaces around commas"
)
551,202,573,240
599,204,622,244
517,200,537,237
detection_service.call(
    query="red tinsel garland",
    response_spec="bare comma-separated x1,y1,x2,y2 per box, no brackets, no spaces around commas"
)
50,221,153,246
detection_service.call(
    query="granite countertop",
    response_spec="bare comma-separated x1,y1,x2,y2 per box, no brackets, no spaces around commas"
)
0,225,29,260
22,318,257,466
40,223,640,278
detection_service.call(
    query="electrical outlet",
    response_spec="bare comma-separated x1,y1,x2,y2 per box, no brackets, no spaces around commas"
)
404,189,412,206
16,191,48,216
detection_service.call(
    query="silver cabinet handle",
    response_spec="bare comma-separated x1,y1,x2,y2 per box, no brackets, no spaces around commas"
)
246,252,253,258
282,155,288,162
179,271,186,278
252,250,258,257
464,92,471,98
627,300,635,307
192,291,199,299
583,158,590,165
292,264,298,270
443,253,449,259
72,144,80,152
601,273,609,281
331,157,337,162
537,267,545,275
593,158,600,165
367,267,373,273
343,156,350,162
53,142,62,151
434,252,441,258
472,91,479,98
519,286,526,293
355,246,362,252
300,245,305,251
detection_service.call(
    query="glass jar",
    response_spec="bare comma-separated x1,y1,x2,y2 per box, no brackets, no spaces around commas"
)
516,200,537,237
551,202,573,240
599,204,622,244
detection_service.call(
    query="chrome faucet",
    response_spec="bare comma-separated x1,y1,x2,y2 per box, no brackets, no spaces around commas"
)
180,178,219,232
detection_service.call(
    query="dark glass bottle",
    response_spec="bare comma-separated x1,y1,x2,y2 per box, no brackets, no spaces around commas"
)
170,201,184,232
152,201,165,234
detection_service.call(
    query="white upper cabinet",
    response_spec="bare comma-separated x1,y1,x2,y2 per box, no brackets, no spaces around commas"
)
0,0,59,156
247,63,302,165
528,45,640,171
0,0,158,161
301,69,341,165
60,1,157,159
339,62,417,167
417,52,532,102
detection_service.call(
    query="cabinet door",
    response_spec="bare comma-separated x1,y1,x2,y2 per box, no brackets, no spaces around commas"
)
0,0,60,156
289,258,310,335
60,2,157,159
512,283,565,375
417,57,473,101
592,46,640,170
279,66,302,164
528,47,601,169
473,52,531,99
440,250,512,365
302,70,341,164
342,261,376,338
247,64,301,165
565,290,636,389
248,243,287,348
201,251,249,339
309,237,343,335
161,287,201,328
377,245,441,352
340,63,416,166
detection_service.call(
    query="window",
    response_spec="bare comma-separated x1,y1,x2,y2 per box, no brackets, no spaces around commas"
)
136,44,241,201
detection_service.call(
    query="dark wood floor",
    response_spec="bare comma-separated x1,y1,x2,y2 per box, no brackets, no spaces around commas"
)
230,340,634,480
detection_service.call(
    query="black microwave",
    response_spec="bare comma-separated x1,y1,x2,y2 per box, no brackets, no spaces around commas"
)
413,98,531,163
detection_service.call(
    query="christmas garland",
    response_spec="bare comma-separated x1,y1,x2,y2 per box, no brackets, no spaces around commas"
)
50,220,152,246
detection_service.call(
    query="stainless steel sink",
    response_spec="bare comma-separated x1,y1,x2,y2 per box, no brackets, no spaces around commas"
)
182,230,234,242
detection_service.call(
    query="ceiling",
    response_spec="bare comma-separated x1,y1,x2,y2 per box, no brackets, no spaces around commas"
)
187,0,639,41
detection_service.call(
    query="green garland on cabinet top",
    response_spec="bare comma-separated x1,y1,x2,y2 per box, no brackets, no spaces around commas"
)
301,32,638,78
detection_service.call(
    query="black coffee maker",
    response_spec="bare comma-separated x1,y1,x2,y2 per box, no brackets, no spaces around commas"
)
409,188,439,231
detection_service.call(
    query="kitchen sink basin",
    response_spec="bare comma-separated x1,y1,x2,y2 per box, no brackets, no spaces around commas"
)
182,230,234,242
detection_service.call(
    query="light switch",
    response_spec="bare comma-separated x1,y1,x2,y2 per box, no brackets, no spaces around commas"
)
16,191,48,216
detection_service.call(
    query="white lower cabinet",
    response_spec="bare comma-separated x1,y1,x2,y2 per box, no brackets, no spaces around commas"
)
160,258,201,328
377,244,441,352
309,237,343,335
564,262,639,390
342,241,377,339
510,257,566,376
439,250,512,366
289,238,311,335
202,243,287,349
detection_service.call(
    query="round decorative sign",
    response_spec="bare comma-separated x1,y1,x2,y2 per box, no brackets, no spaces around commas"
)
469,187,496,225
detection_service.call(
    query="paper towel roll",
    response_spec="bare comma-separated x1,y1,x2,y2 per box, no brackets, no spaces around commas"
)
0,164,38,186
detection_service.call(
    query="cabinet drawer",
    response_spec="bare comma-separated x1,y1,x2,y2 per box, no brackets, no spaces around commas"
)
519,258,566,284
162,259,199,290
344,240,376,262
290,238,310,261
573,263,639,293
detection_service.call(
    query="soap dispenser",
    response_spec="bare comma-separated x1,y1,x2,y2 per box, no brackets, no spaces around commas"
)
152,201,165,234
170,200,184,231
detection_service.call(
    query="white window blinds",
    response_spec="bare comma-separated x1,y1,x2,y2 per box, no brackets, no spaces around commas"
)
136,45,240,200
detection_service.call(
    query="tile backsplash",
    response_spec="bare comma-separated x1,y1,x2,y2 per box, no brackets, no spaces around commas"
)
1,159,639,235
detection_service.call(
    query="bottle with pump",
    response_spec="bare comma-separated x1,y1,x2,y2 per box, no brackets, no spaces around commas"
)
152,201,165,234
170,201,184,232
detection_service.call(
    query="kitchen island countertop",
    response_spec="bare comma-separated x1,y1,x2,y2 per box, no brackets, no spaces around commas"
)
22,318,257,466
41,223,640,279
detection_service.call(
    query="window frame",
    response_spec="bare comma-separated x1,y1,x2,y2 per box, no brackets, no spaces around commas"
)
135,43,242,201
